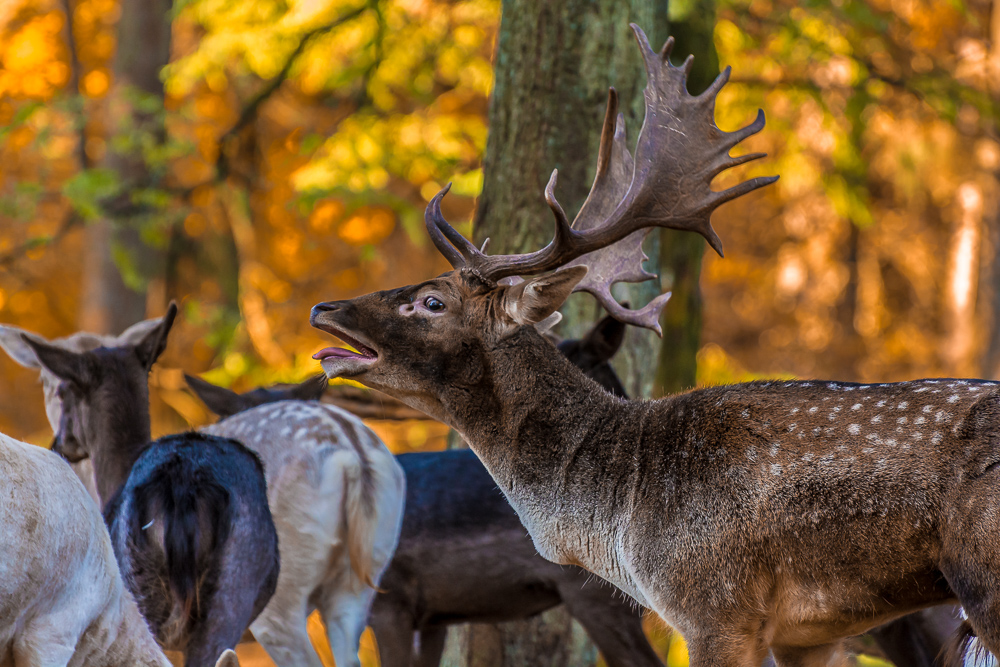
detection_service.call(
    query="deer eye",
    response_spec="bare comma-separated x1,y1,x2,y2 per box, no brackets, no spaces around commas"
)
424,296,445,312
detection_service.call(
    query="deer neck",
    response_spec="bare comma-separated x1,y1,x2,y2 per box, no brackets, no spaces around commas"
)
90,380,152,508
438,327,639,572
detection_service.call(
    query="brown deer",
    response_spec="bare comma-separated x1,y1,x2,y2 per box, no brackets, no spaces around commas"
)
309,24,991,667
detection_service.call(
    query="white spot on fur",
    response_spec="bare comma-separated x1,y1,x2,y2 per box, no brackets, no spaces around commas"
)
914,387,929,393
897,401,908,409
852,403,861,410
770,464,782,476
932,432,943,444
877,400,887,407
741,408,750,419
809,406,819,413
948,394,960,403
770,443,780,457
791,407,800,414
914,416,926,425
828,383,839,389
897,416,907,424
802,453,815,462
886,438,897,447
923,405,934,413
812,427,822,436
935,411,951,423
848,424,860,435
913,432,923,440
871,415,882,423
788,423,797,432
862,448,874,454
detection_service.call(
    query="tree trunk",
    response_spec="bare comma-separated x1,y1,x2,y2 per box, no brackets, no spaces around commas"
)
446,2,670,665
79,0,172,333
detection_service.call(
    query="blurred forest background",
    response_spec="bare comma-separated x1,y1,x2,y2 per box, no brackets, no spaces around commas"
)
1,0,998,665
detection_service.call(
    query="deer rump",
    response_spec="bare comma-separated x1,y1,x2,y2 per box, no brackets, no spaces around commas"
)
104,433,278,650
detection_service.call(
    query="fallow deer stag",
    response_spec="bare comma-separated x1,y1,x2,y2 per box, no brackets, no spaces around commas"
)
310,24,992,667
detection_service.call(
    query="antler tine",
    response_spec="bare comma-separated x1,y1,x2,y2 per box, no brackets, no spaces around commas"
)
424,183,489,270
421,23,778,331
544,170,576,250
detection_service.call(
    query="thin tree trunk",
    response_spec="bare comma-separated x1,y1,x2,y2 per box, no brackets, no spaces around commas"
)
447,2,669,665
654,0,717,396
80,0,172,333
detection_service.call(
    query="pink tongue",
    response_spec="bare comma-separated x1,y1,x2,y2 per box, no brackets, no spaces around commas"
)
313,347,364,360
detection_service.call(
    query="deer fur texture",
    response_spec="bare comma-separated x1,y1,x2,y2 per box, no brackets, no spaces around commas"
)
194,383,405,667
310,266,1000,667
0,429,241,667
22,305,279,667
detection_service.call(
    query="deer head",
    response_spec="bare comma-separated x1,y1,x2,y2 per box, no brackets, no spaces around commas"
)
555,314,627,398
185,373,328,418
0,316,167,434
311,25,775,424
21,304,177,505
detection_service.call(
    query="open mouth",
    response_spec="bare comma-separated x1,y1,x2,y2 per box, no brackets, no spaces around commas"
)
312,324,378,364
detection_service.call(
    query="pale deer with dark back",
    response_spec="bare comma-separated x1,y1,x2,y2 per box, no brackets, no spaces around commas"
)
187,315,664,667
0,427,240,667
309,24,998,667
20,304,280,667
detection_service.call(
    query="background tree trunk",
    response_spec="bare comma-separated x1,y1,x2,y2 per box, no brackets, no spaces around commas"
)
442,2,675,665
654,0,718,396
79,0,172,334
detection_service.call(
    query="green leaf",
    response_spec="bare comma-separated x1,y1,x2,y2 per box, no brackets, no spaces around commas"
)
61,169,122,220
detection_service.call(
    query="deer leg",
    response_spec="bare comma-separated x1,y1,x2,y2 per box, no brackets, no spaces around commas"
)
318,585,376,667
770,643,847,667
369,602,417,667
12,627,76,667
250,593,325,667
413,626,447,667
557,580,663,667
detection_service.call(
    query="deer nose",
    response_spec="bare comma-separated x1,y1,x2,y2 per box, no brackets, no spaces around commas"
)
312,301,339,313
310,301,344,325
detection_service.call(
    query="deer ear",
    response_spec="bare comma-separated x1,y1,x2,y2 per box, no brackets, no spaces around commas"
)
185,374,245,418
214,649,240,667
288,374,328,402
0,324,45,369
503,266,588,326
582,313,627,363
134,302,177,372
117,316,168,346
21,335,95,388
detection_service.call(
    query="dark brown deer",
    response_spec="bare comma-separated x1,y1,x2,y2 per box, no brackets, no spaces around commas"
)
309,24,993,667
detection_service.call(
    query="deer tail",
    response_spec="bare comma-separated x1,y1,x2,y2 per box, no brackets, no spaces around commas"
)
134,463,232,645
339,450,378,589
943,618,982,667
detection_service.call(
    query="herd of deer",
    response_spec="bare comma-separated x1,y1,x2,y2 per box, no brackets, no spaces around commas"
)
1,23,998,667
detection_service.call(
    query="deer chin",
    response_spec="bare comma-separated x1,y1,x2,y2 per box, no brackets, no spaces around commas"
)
312,326,379,378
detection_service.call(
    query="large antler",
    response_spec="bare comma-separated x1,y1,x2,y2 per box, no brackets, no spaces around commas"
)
426,24,778,333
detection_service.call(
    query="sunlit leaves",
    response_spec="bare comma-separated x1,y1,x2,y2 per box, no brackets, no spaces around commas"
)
61,167,120,219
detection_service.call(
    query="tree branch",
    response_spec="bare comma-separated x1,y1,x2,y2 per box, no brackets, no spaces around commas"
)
215,3,371,179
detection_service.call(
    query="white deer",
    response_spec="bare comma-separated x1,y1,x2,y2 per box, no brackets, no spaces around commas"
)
0,428,239,667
